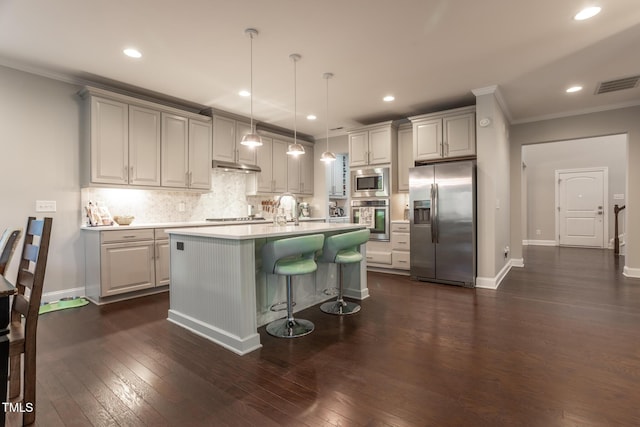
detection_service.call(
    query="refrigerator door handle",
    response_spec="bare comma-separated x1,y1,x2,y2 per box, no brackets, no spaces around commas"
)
430,184,437,243
433,183,439,244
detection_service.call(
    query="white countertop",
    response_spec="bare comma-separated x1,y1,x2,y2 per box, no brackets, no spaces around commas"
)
81,217,326,231
166,222,365,240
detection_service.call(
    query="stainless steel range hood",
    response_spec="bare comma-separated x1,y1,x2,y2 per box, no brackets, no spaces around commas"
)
212,160,261,173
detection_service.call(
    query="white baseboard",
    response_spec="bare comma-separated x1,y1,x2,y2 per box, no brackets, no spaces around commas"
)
41,286,85,304
523,239,557,247
623,266,640,279
511,258,524,268
476,260,514,290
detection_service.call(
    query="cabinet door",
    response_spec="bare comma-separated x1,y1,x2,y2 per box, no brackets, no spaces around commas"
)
443,113,476,158
348,131,369,167
255,136,274,192
300,145,314,195
161,113,189,188
397,127,413,192
272,138,288,193
188,119,212,189
100,241,155,296
330,154,347,197
235,121,257,165
129,105,161,186
155,240,170,286
212,115,236,162
368,127,391,164
91,97,129,184
414,118,442,161
287,152,301,193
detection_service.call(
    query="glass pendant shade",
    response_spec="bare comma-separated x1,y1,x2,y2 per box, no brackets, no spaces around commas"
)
241,131,263,147
287,142,305,155
320,151,336,162
240,28,262,147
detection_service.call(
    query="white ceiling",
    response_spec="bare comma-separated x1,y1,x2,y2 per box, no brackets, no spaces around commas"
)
1,0,639,139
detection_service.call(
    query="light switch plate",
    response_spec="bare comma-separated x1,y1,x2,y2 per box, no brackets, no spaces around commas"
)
35,200,56,212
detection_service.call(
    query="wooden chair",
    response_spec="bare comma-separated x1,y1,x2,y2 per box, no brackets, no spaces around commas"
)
0,229,21,276
7,217,52,425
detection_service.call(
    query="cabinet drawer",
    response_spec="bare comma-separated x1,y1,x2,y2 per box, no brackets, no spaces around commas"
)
391,222,410,233
101,228,154,243
392,251,410,270
391,233,410,251
365,250,392,265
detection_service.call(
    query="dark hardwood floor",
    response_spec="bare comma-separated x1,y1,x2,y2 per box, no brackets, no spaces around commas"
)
6,246,640,426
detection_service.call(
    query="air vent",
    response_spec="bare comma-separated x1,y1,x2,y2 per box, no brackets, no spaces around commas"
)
595,76,640,94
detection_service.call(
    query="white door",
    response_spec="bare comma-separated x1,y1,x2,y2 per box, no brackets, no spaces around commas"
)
557,169,607,247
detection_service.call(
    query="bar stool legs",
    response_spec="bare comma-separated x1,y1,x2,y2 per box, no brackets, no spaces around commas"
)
266,275,315,338
320,264,361,315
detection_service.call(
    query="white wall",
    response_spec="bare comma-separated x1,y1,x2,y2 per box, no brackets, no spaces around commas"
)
474,88,511,287
0,65,85,298
522,135,626,244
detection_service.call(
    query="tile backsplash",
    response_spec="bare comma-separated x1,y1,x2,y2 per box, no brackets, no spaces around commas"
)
81,170,306,225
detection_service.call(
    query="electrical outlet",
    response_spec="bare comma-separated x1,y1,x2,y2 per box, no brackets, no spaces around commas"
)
35,200,56,212
504,246,510,259
178,202,186,212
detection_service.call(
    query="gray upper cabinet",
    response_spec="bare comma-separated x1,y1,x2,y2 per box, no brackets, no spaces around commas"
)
188,119,213,189
87,96,130,185
80,87,212,190
161,113,189,188
396,124,413,192
348,122,396,167
212,115,257,165
287,143,314,195
129,105,161,187
409,106,476,162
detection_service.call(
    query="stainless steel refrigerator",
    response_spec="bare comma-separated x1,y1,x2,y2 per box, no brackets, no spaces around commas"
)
409,160,476,287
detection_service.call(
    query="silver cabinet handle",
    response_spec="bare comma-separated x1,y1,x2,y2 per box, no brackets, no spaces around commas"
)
124,166,128,182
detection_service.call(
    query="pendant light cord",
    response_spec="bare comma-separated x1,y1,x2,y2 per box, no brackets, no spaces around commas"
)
293,57,297,144
249,32,254,132
325,75,329,151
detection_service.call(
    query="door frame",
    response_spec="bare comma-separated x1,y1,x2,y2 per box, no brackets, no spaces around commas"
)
555,167,608,248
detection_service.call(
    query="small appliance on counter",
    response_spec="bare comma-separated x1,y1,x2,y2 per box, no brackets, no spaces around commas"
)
328,201,345,217
298,203,311,218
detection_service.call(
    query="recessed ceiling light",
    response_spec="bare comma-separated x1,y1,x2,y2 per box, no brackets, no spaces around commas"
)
123,48,142,58
574,6,601,20
239,90,250,97
566,86,583,93
383,95,395,102
306,114,317,120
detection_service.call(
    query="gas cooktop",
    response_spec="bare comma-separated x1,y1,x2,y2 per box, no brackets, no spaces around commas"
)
205,217,267,222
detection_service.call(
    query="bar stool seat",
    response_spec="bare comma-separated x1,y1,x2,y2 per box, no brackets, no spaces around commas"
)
320,229,370,315
262,234,324,338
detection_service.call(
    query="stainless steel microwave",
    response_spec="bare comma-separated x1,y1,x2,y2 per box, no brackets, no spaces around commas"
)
351,167,389,198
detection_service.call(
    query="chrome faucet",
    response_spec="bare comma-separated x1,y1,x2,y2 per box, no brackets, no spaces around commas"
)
276,192,299,225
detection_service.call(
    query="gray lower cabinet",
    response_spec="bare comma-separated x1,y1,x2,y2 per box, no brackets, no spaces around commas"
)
84,228,169,303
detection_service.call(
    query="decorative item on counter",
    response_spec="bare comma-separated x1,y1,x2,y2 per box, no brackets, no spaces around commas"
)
113,215,135,226
84,201,114,226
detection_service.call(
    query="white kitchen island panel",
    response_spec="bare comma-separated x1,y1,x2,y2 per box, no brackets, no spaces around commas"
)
166,222,368,355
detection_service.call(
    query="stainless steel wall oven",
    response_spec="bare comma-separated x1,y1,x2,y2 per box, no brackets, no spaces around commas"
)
351,199,390,241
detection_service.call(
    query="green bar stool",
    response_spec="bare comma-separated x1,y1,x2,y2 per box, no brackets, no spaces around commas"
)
262,234,325,338
320,229,370,315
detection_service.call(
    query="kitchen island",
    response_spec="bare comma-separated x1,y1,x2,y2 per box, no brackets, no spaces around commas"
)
165,222,368,355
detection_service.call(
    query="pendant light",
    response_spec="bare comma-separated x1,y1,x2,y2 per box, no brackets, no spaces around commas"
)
320,72,336,163
240,28,263,147
286,53,305,156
